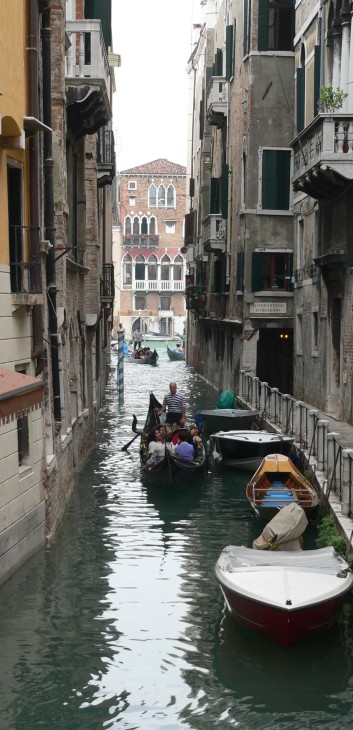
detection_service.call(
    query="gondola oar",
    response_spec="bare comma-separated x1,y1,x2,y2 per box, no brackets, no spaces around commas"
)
121,432,140,451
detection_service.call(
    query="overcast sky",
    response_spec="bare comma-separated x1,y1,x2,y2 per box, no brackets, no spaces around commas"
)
112,0,202,172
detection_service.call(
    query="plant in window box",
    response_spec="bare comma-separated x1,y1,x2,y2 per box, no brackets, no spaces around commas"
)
318,86,348,113
185,284,207,316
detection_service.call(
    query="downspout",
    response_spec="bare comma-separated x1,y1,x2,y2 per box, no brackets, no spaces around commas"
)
27,0,43,374
42,7,61,421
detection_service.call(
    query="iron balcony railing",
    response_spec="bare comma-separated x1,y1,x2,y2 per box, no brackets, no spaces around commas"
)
123,234,159,247
100,263,115,300
9,225,42,294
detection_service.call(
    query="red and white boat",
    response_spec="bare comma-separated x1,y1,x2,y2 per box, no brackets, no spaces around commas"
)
215,505,353,647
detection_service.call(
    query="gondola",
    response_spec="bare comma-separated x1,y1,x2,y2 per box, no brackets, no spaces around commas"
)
131,392,168,474
126,349,158,365
166,440,207,477
167,345,185,361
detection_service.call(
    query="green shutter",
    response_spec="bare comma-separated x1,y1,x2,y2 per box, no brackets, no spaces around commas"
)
252,252,263,292
210,178,220,214
226,24,234,80
85,0,112,48
262,151,290,210
236,251,244,291
258,0,269,51
314,45,321,117
216,48,223,76
243,0,249,57
221,164,229,219
296,66,305,132
206,66,213,88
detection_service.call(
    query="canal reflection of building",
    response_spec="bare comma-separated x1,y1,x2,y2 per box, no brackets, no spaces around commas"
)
144,480,204,542
211,612,352,714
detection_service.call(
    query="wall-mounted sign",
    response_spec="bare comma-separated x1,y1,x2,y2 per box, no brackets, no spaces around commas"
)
249,302,287,315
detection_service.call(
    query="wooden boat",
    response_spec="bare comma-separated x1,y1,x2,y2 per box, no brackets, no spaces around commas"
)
166,440,207,477
167,345,185,361
209,430,294,471
215,542,353,647
246,453,319,522
126,348,158,365
200,408,259,433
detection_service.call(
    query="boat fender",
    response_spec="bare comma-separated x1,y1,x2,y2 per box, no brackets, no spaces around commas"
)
212,450,222,462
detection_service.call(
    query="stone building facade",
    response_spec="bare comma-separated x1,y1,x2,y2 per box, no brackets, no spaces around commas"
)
117,159,187,340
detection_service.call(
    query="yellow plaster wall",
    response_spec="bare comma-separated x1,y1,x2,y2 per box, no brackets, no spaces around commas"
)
0,1,28,264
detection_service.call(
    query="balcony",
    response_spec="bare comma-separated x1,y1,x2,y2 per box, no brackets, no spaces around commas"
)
123,234,159,247
185,285,207,317
65,19,111,135
206,76,228,127
100,263,115,302
9,225,43,306
292,114,353,199
97,128,115,187
202,214,227,253
132,280,184,292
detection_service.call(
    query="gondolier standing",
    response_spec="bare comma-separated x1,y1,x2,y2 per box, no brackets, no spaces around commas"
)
160,382,186,426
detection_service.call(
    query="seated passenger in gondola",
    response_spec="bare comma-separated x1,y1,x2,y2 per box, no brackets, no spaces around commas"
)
174,430,195,463
145,427,166,466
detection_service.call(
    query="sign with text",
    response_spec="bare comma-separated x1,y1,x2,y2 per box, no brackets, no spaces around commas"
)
249,302,287,315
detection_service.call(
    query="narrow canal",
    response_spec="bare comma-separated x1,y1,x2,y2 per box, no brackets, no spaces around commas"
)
0,346,353,730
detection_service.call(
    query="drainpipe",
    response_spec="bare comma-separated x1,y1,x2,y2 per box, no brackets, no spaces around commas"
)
27,0,43,374
42,7,61,421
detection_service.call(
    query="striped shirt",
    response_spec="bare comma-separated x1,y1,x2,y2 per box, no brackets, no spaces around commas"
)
163,391,186,414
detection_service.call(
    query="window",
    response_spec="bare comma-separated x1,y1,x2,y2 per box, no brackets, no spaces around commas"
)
150,216,156,234
7,164,24,292
122,255,132,285
297,217,304,271
148,254,158,280
124,216,132,235
261,149,291,210
258,0,294,52
128,181,137,190
134,294,146,310
226,22,236,80
167,184,175,207
149,184,157,207
141,216,148,234
161,254,171,281
252,251,293,292
166,221,175,234
296,44,306,133
312,311,318,355
158,185,166,207
128,196,136,206
133,216,140,234
160,296,171,310
173,255,183,281
135,254,146,280
17,415,30,467
243,0,250,56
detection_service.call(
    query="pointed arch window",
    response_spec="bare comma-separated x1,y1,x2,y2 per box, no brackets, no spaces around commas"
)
141,216,148,234
133,216,140,234
173,254,183,281
125,216,132,235
123,254,132,285
167,184,175,208
158,185,166,207
149,184,157,207
161,254,171,280
149,216,156,234
135,254,146,281
148,254,158,281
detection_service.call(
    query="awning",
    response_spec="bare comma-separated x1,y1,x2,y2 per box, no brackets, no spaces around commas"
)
0,368,44,426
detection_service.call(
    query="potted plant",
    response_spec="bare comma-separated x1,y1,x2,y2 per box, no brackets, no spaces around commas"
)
318,86,348,113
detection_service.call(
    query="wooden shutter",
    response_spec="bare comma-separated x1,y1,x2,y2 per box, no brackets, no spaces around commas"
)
276,151,291,210
221,164,229,219
206,66,213,88
252,252,263,292
314,45,321,117
210,178,220,214
226,24,234,80
199,93,205,140
236,251,244,291
243,0,249,56
262,150,290,210
296,67,305,132
216,48,223,76
85,0,112,48
258,0,269,51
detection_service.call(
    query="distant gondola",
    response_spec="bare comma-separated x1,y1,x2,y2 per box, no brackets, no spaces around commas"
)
167,345,185,361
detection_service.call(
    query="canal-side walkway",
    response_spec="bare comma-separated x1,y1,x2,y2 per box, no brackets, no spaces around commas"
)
237,372,353,549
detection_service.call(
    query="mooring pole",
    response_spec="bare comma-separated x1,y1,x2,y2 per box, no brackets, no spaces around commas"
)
117,325,124,402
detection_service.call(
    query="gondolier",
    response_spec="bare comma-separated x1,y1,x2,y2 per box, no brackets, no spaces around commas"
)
160,382,186,426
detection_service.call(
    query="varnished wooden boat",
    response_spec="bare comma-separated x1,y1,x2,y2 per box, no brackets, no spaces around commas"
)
246,453,319,522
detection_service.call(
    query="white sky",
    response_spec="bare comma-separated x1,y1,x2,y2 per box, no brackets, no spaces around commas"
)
111,0,202,172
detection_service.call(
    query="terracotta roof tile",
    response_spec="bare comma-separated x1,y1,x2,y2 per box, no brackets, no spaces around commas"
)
120,158,186,176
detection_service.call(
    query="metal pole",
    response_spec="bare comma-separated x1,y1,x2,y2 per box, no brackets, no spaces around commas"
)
117,326,124,402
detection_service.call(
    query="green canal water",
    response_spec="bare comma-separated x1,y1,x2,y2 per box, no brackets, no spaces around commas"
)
0,346,353,730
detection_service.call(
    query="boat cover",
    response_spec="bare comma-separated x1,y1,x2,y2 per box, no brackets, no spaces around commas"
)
253,503,308,551
218,545,350,575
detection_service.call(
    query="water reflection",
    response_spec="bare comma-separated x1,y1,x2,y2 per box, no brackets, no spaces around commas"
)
0,349,352,730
